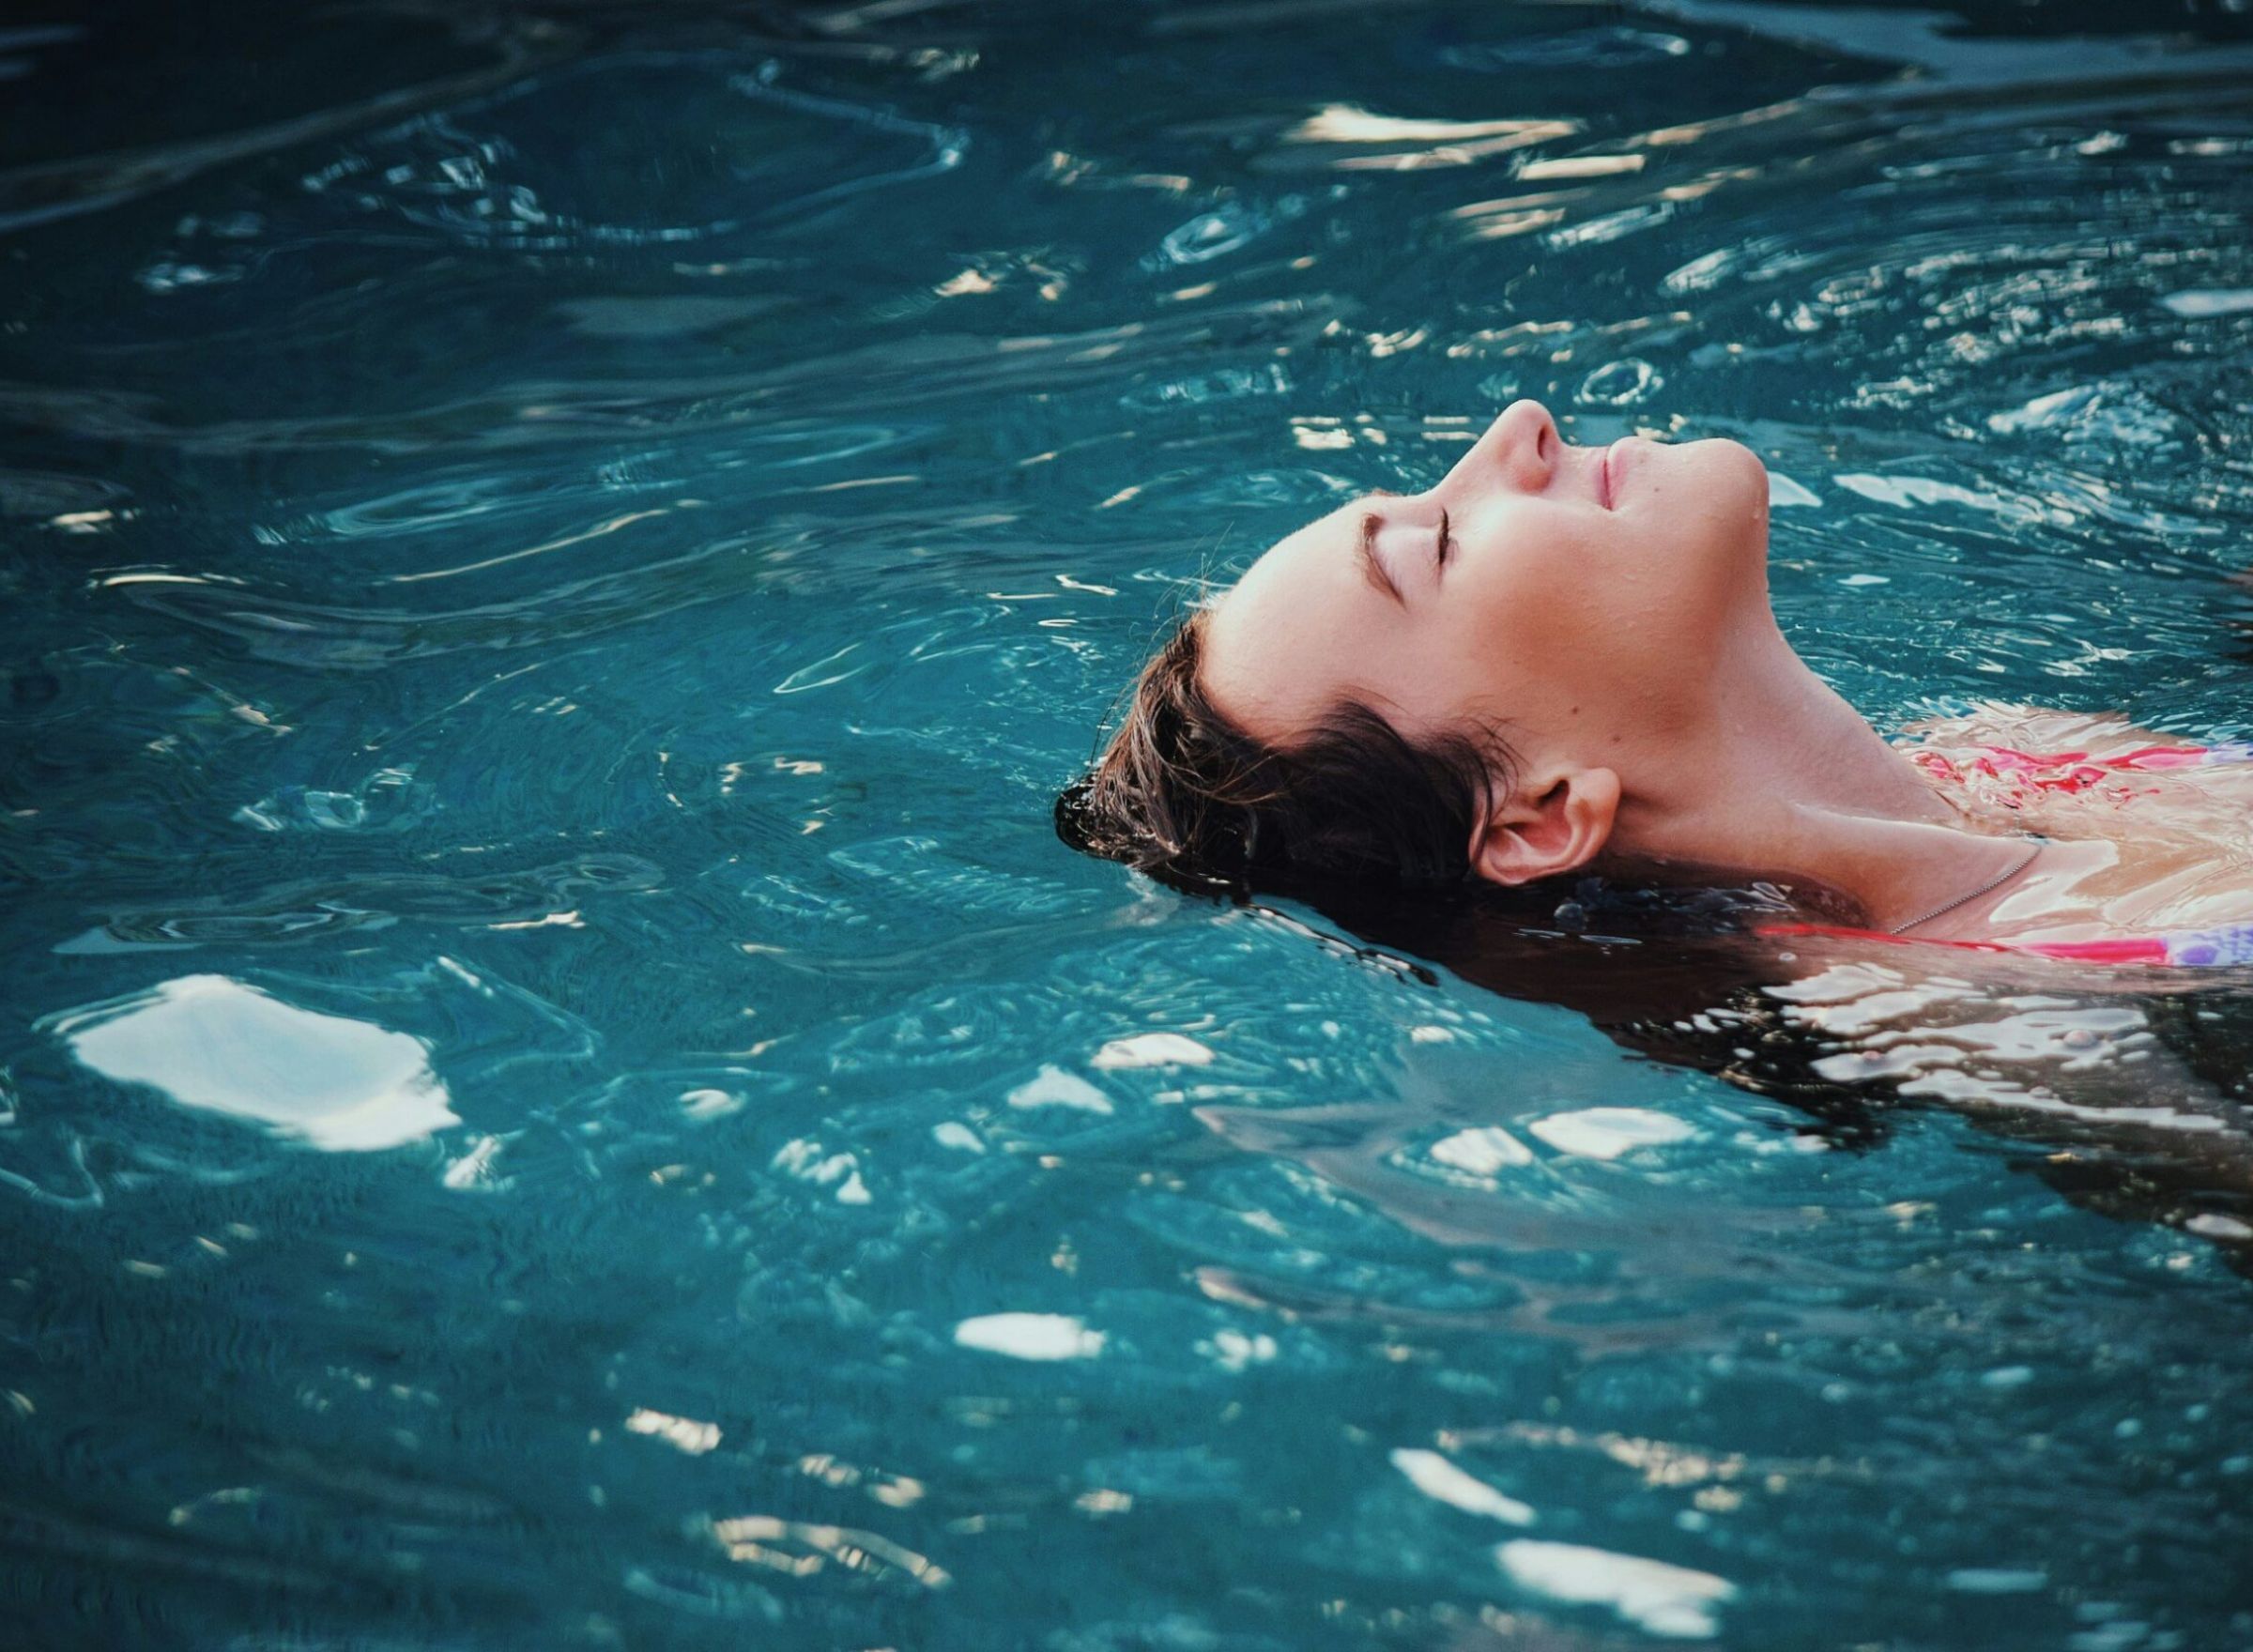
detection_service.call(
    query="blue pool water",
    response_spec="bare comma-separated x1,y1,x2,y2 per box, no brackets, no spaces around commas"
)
5,3,2253,1646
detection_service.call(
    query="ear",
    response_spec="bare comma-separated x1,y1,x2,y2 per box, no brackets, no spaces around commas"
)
1468,768,1620,888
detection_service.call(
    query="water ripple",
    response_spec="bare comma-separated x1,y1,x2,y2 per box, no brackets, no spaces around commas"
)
8,5,2253,1647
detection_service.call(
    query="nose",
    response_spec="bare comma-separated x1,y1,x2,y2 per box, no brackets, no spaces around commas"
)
1444,398,1557,497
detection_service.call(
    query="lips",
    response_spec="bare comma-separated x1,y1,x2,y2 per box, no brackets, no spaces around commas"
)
1604,437,1633,508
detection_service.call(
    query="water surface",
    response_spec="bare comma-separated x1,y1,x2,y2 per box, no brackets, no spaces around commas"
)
4,3,2253,1646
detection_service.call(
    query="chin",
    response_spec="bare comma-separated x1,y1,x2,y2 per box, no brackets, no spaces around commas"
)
1687,434,1768,491
1683,435,1772,538
1663,436,1772,605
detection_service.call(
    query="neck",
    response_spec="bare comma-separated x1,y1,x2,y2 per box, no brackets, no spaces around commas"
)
1610,618,2023,931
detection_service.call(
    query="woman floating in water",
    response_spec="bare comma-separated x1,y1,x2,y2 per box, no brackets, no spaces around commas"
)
1059,400,2253,970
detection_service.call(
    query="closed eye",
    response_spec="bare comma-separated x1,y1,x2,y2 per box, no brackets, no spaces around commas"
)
1434,507,1450,570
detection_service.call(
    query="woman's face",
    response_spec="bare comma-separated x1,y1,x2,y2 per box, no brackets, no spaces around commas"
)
1201,400,1774,773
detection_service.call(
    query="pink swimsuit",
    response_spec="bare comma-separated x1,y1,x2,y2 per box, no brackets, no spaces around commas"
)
1760,740,2253,969
1909,741,2253,803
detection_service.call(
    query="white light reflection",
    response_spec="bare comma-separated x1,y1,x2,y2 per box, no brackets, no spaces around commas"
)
1091,1032,1212,1070
54,974,457,1151
1527,1108,1698,1160
1429,1125,1535,1175
1497,1538,1737,1639
1390,1448,1536,1526
709,1514,950,1589
1005,1065,1112,1113
625,1409,721,1455
1282,105,1581,171
954,1312,1104,1361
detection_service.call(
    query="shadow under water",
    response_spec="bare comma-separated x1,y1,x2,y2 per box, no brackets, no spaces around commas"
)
1277,879,2253,1259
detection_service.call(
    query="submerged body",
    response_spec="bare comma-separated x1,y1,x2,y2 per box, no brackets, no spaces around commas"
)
1860,709,2253,965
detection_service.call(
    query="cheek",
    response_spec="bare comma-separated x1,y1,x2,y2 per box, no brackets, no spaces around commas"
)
1464,529,1703,727
1395,557,1602,730
1389,453,1773,743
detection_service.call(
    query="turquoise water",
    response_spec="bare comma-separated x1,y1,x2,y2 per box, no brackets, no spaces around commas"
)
5,3,2253,1645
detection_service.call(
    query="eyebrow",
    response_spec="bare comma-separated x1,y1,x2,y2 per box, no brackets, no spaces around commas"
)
1357,510,1405,606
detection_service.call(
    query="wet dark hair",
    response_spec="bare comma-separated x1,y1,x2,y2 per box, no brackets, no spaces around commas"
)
1053,609,1514,893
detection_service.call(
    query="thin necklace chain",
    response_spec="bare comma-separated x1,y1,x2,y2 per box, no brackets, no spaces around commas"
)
1888,835,2046,936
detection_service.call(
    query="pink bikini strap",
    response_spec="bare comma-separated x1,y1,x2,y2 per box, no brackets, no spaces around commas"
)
1755,922,2253,969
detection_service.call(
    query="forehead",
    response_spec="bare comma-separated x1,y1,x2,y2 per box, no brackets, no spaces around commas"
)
1199,500,1374,739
